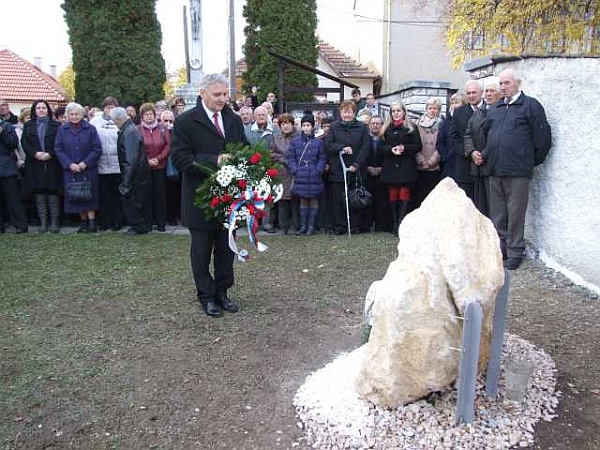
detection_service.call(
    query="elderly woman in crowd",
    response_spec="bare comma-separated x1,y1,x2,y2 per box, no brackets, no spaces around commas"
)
54,102,102,232
138,102,169,232
160,109,180,226
325,100,371,235
21,100,62,233
90,96,122,231
415,97,443,206
14,107,29,173
270,113,300,234
436,92,467,179
378,102,422,235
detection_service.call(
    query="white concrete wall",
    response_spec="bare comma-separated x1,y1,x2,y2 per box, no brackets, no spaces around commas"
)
471,57,600,294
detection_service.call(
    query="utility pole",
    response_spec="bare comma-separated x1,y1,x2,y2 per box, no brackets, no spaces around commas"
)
228,0,236,100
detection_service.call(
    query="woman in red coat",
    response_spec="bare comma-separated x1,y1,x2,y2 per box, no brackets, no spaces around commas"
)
138,103,169,232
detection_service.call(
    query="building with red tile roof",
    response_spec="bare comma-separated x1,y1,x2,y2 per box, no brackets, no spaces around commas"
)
228,40,380,104
0,49,70,115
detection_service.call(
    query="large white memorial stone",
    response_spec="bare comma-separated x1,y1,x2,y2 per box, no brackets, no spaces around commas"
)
356,178,504,407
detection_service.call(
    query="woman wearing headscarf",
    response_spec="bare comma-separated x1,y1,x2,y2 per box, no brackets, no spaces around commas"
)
21,100,62,232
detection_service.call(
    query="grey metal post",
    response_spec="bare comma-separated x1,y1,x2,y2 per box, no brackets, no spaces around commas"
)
485,269,511,399
227,0,236,100
455,301,483,425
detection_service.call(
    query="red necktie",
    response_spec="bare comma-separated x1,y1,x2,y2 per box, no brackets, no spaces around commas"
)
213,113,223,137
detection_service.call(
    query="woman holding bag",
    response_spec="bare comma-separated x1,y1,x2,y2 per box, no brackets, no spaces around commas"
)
55,102,102,232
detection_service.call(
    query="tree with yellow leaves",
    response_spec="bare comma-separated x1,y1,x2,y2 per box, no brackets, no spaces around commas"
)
444,0,600,67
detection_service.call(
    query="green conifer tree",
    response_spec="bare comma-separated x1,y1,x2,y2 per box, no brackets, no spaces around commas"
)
242,0,318,104
62,0,166,107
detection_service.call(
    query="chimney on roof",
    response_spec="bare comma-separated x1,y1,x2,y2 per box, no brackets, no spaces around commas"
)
49,65,57,78
34,57,42,69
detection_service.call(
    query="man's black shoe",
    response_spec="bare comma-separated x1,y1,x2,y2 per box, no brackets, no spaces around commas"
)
217,293,239,313
203,298,224,317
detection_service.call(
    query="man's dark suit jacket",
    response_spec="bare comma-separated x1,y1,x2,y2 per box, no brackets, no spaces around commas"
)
449,103,476,184
170,98,248,231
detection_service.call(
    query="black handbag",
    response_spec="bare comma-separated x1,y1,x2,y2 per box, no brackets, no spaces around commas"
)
66,174,92,202
347,172,373,210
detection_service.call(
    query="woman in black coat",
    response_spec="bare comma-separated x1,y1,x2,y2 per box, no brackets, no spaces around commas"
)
378,101,422,234
21,100,62,232
324,100,371,234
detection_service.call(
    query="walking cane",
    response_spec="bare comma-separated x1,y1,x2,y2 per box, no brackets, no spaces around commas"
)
339,150,352,238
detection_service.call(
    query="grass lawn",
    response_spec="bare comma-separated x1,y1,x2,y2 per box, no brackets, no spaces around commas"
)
0,231,397,449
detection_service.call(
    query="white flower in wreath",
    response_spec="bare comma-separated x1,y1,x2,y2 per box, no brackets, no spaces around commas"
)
255,178,271,199
272,184,284,202
216,165,236,187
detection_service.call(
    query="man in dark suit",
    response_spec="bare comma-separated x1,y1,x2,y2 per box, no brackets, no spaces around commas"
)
171,73,248,317
449,80,483,201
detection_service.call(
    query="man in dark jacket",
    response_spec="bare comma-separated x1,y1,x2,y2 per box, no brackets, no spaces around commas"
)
0,119,27,233
481,68,552,270
171,73,248,317
449,80,483,200
110,107,151,235
0,100,18,124
463,77,501,217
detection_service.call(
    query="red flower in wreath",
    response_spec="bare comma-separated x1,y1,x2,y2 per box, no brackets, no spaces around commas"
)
237,179,247,189
210,196,220,209
221,193,232,203
266,168,278,178
249,152,262,164
266,194,274,203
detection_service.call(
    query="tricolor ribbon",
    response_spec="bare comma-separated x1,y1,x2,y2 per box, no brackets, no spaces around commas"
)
226,187,269,262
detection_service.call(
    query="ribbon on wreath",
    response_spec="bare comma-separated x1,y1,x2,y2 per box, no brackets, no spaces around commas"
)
226,187,269,262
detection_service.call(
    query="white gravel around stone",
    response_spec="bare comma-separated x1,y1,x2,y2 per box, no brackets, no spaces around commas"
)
294,333,559,449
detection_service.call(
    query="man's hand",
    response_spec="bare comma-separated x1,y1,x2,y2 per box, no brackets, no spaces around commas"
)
343,146,353,155
217,154,231,166
471,150,485,166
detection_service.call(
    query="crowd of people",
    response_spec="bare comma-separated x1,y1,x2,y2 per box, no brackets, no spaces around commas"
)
0,70,550,316
0,69,551,273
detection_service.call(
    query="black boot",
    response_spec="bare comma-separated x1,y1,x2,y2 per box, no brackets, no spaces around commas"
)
398,201,410,229
297,207,309,235
77,219,89,233
48,194,60,233
306,207,318,235
390,201,399,236
88,218,97,233
35,194,48,233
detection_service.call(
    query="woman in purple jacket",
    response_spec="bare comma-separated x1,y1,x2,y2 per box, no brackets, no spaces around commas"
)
288,114,327,235
55,102,102,232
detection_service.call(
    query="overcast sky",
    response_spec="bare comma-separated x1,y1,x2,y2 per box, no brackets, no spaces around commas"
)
2,0,382,75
